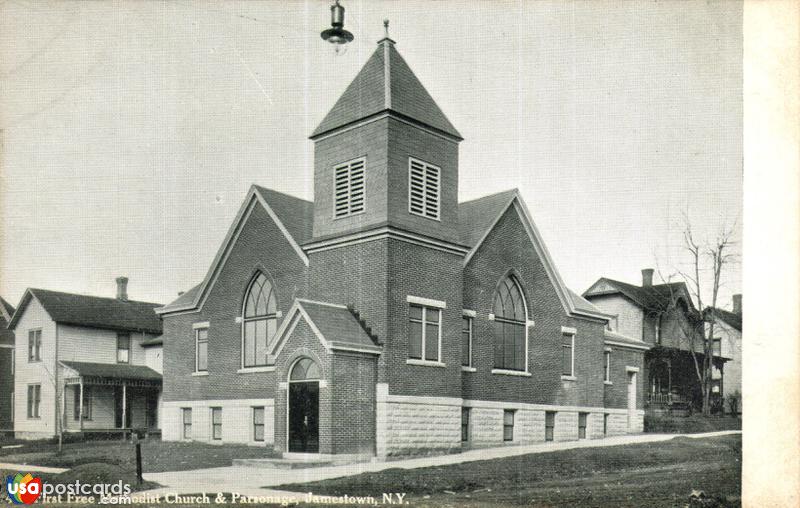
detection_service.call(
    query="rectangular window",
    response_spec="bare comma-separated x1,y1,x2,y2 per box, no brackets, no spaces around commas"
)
503,410,515,441
27,384,41,419
117,333,131,364
253,407,265,442
461,316,473,367
604,351,611,382
195,328,208,372
333,158,365,218
712,338,721,357
408,158,441,220
28,330,41,362
461,408,470,442
182,408,192,439
603,413,609,436
545,411,555,442
211,407,222,440
408,304,441,362
578,412,588,439
561,333,574,377
73,386,93,420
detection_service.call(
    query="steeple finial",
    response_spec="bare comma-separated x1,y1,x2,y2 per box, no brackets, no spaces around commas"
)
379,18,395,45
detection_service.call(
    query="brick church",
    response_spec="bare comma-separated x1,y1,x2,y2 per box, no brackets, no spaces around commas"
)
157,35,648,459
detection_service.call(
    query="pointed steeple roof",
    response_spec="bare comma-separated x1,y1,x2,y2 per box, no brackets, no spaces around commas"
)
311,39,462,140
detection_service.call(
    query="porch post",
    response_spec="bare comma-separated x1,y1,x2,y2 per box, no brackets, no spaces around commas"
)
122,383,127,430
78,379,84,431
667,358,672,397
61,382,67,432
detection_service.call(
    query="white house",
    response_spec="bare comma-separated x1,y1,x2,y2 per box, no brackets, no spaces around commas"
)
7,278,163,439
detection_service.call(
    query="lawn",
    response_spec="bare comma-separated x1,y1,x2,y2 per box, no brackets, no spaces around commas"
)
0,437,280,473
277,434,742,508
645,413,742,434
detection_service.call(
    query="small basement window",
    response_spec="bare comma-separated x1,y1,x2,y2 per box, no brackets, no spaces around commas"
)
503,410,515,441
545,411,555,442
578,412,588,439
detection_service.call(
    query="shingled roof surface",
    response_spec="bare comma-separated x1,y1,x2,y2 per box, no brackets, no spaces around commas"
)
1,297,14,320
0,297,14,346
458,189,518,247
299,301,378,348
253,186,314,244
28,289,162,334
61,361,162,382
708,307,742,332
588,278,694,313
311,41,461,139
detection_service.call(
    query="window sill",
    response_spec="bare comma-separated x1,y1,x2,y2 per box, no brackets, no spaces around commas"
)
406,359,446,368
191,371,209,377
561,375,577,381
604,380,613,385
237,366,276,374
461,366,477,372
491,369,531,377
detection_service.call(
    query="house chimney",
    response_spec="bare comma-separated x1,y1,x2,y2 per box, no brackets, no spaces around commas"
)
732,294,742,314
116,277,129,301
641,268,654,287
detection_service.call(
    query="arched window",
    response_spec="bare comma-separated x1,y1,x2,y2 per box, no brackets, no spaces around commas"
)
242,273,277,368
492,275,528,371
289,358,321,381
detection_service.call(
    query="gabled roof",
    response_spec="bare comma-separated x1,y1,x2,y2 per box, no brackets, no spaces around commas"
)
8,288,162,334
0,296,14,346
311,40,461,140
269,299,382,359
60,361,162,382
459,189,611,321
157,186,313,315
584,277,697,315
0,297,15,322
706,307,742,332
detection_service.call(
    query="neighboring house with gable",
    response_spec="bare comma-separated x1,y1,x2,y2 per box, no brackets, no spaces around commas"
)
8,278,163,439
156,35,649,460
706,294,742,413
584,269,729,413
1,297,16,431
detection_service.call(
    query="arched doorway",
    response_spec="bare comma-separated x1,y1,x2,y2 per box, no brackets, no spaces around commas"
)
288,358,321,453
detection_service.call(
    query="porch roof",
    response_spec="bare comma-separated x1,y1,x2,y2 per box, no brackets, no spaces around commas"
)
61,361,162,383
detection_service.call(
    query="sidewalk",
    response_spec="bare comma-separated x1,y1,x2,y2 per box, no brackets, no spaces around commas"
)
0,463,68,473
140,430,741,498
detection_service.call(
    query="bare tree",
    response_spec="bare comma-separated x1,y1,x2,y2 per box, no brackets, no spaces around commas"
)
657,214,738,416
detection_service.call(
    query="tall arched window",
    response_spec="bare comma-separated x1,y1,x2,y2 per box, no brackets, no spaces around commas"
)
492,275,528,371
242,273,277,368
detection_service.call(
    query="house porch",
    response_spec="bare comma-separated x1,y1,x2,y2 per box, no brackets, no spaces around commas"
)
645,347,724,413
60,361,162,435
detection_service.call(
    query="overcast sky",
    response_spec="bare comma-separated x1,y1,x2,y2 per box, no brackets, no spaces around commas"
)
0,0,742,310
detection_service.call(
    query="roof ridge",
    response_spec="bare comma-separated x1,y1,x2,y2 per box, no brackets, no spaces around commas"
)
458,188,519,205
29,287,162,307
252,185,313,205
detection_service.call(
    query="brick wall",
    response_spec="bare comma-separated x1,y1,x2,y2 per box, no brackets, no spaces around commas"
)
385,118,460,244
330,352,377,455
385,239,463,398
604,346,646,409
312,118,390,239
161,199,308,402
462,205,608,407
